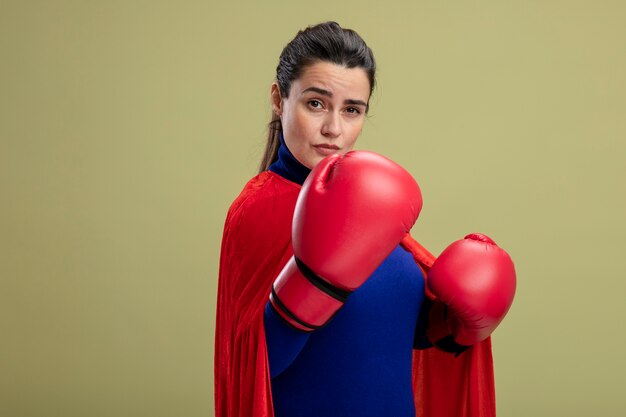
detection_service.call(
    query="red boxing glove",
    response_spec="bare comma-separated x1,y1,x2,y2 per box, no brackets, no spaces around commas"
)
426,233,516,354
270,151,423,332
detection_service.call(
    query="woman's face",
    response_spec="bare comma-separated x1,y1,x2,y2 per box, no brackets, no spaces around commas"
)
271,61,371,169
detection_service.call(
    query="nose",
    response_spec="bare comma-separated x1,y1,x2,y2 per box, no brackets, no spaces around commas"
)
321,111,341,138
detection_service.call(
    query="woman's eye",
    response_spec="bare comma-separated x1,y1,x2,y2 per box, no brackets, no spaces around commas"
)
308,100,323,109
346,107,361,115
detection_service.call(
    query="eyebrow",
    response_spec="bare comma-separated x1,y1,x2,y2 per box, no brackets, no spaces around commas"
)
301,86,368,108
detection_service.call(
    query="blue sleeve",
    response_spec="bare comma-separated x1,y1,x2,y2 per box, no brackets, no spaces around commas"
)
413,297,434,350
264,301,311,378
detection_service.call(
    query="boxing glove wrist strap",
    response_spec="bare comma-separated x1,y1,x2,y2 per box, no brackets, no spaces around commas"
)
269,257,354,332
426,300,470,357
431,335,470,357
294,256,352,303
269,288,323,332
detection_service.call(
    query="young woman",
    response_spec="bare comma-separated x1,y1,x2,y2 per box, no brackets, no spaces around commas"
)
215,22,515,417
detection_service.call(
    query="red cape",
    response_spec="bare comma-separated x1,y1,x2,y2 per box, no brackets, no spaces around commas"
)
215,171,496,417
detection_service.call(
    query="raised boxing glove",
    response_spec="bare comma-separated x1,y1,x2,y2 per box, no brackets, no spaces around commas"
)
426,233,516,354
269,151,423,332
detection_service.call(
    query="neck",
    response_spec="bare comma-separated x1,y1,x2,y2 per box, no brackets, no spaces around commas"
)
268,132,311,185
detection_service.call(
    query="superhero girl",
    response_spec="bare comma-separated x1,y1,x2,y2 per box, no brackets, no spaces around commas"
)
215,21,515,417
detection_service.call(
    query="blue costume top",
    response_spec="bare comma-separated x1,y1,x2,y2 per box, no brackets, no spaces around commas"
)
264,135,432,417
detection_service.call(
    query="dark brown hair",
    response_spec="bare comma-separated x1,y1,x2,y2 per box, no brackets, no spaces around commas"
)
258,22,376,173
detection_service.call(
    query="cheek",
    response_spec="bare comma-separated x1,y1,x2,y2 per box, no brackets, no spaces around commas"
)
347,121,365,147
293,111,318,134
283,111,317,156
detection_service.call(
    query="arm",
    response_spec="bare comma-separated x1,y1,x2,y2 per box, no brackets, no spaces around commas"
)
264,302,311,378
270,151,423,332
266,151,422,376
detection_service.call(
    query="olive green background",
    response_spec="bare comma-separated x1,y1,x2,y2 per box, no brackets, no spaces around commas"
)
1,1,625,416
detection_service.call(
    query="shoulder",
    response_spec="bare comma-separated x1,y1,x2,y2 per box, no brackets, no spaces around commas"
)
226,171,301,229
228,171,300,218
222,171,300,251
219,172,299,294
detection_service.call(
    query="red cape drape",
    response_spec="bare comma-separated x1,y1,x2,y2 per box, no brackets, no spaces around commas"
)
215,171,496,417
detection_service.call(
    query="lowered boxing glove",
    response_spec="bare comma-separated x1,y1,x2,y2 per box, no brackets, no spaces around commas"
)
270,151,423,332
426,233,516,354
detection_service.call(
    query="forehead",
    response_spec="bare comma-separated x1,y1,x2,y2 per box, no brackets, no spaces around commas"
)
293,61,371,100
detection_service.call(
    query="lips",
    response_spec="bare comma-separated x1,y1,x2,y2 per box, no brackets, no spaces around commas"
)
313,143,340,156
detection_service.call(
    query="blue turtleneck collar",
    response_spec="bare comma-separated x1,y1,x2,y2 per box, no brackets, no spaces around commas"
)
268,132,311,186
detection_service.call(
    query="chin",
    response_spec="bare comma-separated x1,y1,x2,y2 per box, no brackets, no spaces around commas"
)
306,156,324,169
306,159,320,169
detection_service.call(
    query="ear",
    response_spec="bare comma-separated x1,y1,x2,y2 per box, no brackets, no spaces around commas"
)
270,83,283,116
